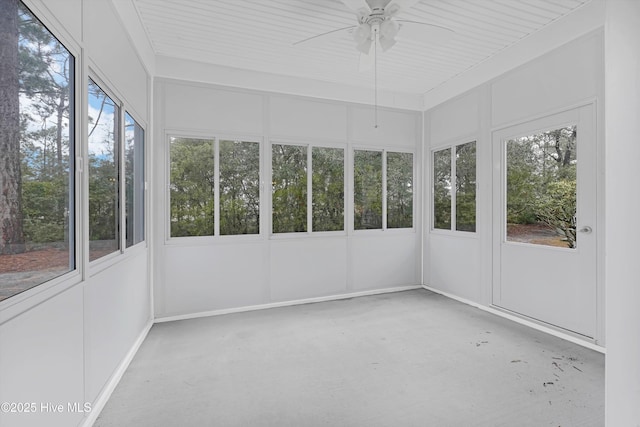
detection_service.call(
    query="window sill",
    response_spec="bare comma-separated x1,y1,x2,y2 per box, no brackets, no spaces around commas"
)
0,269,82,325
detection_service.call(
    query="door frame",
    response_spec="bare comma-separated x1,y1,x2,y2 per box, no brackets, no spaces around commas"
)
489,101,603,344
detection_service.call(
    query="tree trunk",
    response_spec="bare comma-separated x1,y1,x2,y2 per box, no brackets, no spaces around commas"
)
0,0,25,255
56,96,64,167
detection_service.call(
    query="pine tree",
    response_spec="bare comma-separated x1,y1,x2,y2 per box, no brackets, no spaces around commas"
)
0,0,25,255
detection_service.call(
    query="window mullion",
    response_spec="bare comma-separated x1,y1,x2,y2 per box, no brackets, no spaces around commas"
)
307,144,313,233
119,103,126,252
451,146,456,231
214,137,220,237
382,150,388,231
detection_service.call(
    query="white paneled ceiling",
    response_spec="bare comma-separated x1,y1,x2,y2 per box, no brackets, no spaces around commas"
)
133,0,592,96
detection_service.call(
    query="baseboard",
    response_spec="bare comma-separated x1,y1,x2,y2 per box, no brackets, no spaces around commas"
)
80,319,154,427
155,285,423,324
422,284,606,354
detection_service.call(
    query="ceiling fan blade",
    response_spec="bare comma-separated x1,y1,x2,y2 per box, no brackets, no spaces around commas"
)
292,25,357,47
385,0,421,16
395,20,455,44
340,0,371,14
358,43,375,72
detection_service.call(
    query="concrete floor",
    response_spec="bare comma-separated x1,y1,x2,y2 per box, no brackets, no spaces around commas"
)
95,289,604,426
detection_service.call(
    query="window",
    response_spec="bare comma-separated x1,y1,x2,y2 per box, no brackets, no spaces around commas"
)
169,136,260,238
354,149,413,231
433,141,476,232
387,152,414,229
169,137,215,237
0,1,75,301
433,149,452,230
271,143,345,234
88,79,120,261
506,126,576,248
272,144,308,233
125,112,145,247
456,142,476,232
312,147,344,232
354,150,382,230
219,139,260,235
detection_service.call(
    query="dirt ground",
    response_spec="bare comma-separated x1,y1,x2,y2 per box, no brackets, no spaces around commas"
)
507,223,569,248
0,247,70,273
0,246,113,301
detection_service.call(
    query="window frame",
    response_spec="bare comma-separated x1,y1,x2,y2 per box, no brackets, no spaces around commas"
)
124,110,146,250
431,139,477,235
311,145,346,233
0,1,80,305
217,136,262,237
352,146,416,234
269,139,347,238
87,74,122,265
0,2,149,309
502,121,578,249
386,150,415,230
166,131,263,243
86,72,149,275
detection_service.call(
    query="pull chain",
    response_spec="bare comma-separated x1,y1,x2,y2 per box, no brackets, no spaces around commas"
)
374,27,378,129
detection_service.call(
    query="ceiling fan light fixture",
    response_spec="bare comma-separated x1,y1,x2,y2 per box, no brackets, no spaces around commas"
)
353,23,371,44
356,38,373,54
379,35,396,51
380,19,399,39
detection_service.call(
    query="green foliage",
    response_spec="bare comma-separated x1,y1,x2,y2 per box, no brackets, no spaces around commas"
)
387,152,413,229
272,144,307,233
88,155,118,241
536,180,577,248
22,180,67,243
354,150,382,230
11,3,73,249
170,138,215,237
220,140,259,235
506,126,577,248
455,142,476,232
506,139,539,224
433,148,451,229
312,147,344,232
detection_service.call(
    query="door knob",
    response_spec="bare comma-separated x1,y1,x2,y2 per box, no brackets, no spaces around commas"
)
579,226,592,234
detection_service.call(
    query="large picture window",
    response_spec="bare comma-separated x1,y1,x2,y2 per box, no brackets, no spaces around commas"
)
0,1,75,301
433,141,476,232
88,79,120,261
169,136,260,238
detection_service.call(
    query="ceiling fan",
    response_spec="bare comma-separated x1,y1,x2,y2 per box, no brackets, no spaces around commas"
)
294,0,454,70
294,0,453,128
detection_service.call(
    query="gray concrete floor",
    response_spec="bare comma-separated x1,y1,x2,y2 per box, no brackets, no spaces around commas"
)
95,289,604,427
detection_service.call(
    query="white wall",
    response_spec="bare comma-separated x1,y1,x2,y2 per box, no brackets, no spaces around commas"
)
424,31,604,342
604,0,640,424
0,1,153,426
84,0,149,121
156,55,423,111
423,0,605,110
424,88,485,304
153,78,421,318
